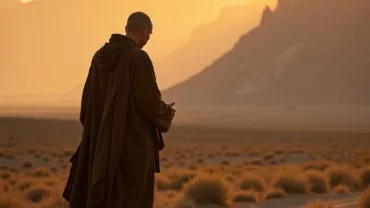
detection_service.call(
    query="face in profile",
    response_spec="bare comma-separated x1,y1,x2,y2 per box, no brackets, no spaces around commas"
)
137,27,152,49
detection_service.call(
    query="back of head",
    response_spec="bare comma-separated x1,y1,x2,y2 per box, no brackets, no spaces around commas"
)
125,12,152,33
125,12,152,49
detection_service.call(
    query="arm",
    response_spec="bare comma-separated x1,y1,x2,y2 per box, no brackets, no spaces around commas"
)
132,50,174,132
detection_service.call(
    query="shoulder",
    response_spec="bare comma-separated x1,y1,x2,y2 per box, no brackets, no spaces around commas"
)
130,49,154,69
131,48,152,61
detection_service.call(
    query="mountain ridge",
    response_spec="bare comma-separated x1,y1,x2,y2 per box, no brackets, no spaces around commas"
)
163,0,370,108
155,0,277,89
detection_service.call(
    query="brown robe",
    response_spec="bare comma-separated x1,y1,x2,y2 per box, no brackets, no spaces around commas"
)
62,34,173,208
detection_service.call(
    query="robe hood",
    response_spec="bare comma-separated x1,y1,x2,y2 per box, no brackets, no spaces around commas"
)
94,34,137,71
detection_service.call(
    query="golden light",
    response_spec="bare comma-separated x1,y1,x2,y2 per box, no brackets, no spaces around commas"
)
20,0,33,3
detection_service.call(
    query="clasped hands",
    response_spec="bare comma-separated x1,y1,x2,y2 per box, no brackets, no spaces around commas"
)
168,102,176,118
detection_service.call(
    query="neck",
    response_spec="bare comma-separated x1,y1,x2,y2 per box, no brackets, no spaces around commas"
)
125,33,138,45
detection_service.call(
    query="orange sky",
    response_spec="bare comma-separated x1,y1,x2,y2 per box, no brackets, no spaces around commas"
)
17,0,258,59
1,0,276,95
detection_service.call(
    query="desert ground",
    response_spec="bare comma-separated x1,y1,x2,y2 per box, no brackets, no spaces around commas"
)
1,116,370,208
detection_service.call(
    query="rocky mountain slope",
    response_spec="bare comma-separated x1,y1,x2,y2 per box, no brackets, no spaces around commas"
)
163,0,370,108
155,0,277,89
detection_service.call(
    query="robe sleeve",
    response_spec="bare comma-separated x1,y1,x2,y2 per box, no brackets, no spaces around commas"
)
132,50,173,133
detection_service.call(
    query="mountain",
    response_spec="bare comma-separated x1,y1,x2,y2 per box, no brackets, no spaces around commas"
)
163,0,370,108
155,0,277,89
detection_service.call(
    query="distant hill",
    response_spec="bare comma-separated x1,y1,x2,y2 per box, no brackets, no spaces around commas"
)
163,0,370,108
155,0,277,89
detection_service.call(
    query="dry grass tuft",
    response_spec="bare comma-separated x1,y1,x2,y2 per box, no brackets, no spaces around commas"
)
16,179,36,191
359,188,370,208
170,172,197,191
8,179,17,186
364,156,370,165
263,154,275,161
9,167,18,173
332,184,351,194
225,152,241,157
26,149,36,154
44,178,60,187
326,166,358,189
304,170,330,193
32,168,52,178
0,181,10,193
207,154,214,159
166,190,177,199
182,175,232,207
174,199,195,208
274,150,284,155
303,161,331,171
196,159,204,164
63,149,74,157
239,174,267,192
0,165,10,171
23,160,33,168
156,172,197,191
24,184,55,203
303,200,335,208
279,158,287,163
247,149,261,156
220,160,230,166
250,159,263,166
264,188,286,199
0,172,11,180
233,191,261,203
156,176,173,191
272,172,310,194
38,194,69,208
360,167,370,188
224,175,234,183
189,165,197,170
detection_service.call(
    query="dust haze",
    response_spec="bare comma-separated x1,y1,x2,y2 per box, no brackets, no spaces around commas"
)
1,0,370,207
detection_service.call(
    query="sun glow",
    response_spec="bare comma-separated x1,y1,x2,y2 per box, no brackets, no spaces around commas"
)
20,0,33,3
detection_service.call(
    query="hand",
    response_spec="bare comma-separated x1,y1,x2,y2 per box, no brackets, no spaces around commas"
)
168,102,175,109
168,102,176,117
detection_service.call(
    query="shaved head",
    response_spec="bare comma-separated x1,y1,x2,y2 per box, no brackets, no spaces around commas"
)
124,12,153,49
125,11,152,33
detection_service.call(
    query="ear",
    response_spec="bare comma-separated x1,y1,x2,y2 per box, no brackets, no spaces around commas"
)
143,27,149,35
138,28,146,35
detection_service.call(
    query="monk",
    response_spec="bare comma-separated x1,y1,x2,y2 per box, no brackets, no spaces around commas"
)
62,12,176,208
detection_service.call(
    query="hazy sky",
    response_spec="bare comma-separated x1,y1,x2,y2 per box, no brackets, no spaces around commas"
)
1,0,275,95
17,0,256,58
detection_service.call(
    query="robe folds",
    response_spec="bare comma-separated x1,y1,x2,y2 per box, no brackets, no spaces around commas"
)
62,34,174,208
